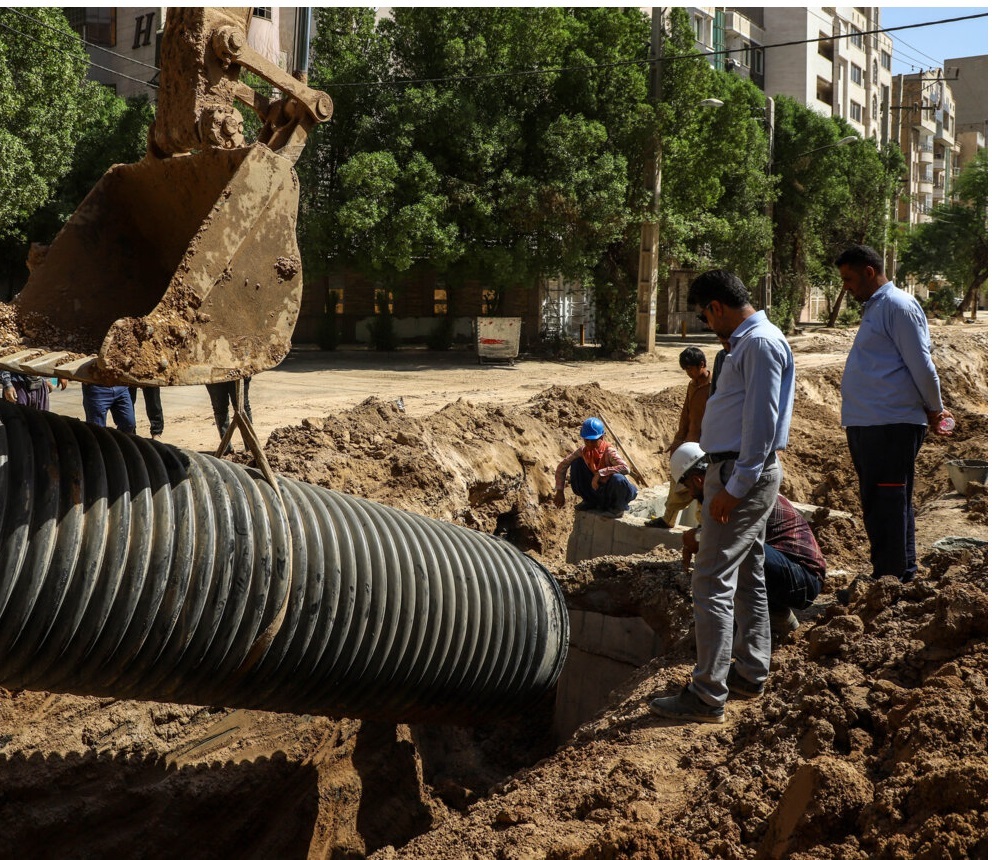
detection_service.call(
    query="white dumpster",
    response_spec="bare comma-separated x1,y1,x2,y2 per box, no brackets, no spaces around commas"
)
476,317,521,365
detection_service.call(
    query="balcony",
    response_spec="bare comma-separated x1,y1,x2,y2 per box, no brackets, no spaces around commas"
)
935,120,955,145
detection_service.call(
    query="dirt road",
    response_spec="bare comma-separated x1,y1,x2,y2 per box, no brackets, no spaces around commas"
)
47,333,850,453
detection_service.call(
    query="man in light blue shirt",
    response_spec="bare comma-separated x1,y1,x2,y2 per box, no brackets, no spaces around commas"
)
650,270,795,724
836,245,953,582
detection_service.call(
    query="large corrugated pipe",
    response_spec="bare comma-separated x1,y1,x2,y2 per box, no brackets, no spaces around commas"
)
0,402,568,723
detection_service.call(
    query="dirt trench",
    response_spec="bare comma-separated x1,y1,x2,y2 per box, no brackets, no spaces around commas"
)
0,326,986,859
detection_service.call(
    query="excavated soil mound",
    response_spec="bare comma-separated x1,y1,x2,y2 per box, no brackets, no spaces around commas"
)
371,548,988,860
0,325,986,858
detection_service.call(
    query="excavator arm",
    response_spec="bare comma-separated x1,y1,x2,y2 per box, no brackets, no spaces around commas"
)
0,7,332,387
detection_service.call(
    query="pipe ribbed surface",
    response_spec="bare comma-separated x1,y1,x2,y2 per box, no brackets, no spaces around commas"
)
0,402,568,723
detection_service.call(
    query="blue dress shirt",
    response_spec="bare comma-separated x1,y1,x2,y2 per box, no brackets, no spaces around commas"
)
841,282,944,427
700,311,795,499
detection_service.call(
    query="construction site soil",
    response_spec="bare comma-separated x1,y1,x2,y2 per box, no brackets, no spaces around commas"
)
0,325,986,859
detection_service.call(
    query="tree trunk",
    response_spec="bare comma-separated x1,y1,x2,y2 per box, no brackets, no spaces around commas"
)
826,286,846,327
952,274,986,320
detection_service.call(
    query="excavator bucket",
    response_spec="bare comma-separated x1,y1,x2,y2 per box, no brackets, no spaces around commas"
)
2,145,303,386
0,6,332,387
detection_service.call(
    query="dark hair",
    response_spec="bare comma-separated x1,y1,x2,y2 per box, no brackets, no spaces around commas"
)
834,245,884,271
687,270,752,310
682,463,707,483
679,347,706,369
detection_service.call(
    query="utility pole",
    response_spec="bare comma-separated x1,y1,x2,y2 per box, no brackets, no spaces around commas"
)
635,8,663,350
762,95,775,312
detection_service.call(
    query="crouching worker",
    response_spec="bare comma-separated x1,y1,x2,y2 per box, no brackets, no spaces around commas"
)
552,417,637,518
671,442,826,639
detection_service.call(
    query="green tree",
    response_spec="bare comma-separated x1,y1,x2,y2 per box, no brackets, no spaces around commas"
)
28,87,154,242
594,7,774,353
299,8,777,355
770,97,902,330
822,138,905,325
0,8,88,239
301,8,647,326
899,148,988,318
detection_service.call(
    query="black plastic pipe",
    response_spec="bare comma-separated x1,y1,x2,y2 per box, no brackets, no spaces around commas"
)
0,402,568,723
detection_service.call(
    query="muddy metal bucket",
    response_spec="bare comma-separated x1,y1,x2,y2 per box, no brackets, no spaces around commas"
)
0,143,303,387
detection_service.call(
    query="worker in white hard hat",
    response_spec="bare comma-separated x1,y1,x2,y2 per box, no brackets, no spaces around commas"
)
670,442,826,643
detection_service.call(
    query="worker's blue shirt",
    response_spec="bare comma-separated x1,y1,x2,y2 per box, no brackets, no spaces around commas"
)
700,311,795,499
841,282,943,427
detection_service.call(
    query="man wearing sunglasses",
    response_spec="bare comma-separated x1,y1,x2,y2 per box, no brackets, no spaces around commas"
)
650,270,795,724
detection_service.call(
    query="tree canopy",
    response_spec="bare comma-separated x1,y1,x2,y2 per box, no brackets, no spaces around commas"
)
299,7,777,352
769,96,904,329
298,10,938,345
0,8,88,240
899,148,988,316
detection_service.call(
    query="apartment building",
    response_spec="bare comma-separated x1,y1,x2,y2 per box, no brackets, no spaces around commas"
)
944,55,988,174
65,8,312,101
686,7,893,143
890,71,959,226
64,7,162,99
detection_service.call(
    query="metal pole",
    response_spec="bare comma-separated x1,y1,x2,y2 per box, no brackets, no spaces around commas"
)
635,8,664,349
763,95,775,312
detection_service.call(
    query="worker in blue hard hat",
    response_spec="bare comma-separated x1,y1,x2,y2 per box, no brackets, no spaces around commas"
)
552,417,637,517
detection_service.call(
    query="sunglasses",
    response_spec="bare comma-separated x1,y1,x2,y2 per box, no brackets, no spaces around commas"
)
696,302,714,325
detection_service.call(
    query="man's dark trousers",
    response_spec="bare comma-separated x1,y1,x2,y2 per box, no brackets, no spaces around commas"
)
846,424,926,581
569,460,637,512
763,544,822,611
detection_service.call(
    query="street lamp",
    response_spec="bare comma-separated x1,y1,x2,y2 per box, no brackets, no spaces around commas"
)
792,136,858,160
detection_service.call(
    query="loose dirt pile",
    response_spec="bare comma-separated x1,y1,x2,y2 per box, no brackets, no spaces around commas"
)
0,326,986,858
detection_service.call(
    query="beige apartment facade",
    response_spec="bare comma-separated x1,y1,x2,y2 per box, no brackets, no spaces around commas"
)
66,7,312,101
890,71,959,227
686,7,893,143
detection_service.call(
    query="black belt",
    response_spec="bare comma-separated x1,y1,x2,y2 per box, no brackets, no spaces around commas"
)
709,451,739,463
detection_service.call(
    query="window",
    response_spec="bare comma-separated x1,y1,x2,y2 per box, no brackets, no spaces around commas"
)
373,289,393,315
881,51,891,70
850,101,863,123
253,8,273,20
481,289,498,315
818,33,834,62
325,289,344,315
851,29,863,50
433,288,448,316
872,95,878,120
873,60,878,84
742,43,764,74
816,77,833,106
133,12,155,49
693,15,708,46
851,64,863,86
67,8,116,47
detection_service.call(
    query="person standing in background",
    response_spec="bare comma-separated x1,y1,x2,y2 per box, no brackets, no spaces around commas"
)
129,386,165,441
835,244,953,582
82,384,136,433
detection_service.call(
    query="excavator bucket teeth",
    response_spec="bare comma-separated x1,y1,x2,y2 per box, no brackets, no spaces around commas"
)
0,143,303,386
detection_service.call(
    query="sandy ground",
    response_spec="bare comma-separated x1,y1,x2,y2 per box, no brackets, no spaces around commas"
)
46,334,848,454
1,322,987,859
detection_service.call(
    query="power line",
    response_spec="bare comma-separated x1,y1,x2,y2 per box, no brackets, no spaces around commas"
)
6,7,161,74
325,12,988,89
0,19,158,91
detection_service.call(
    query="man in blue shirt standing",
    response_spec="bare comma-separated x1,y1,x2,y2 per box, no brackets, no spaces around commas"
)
650,270,795,724
835,245,953,583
